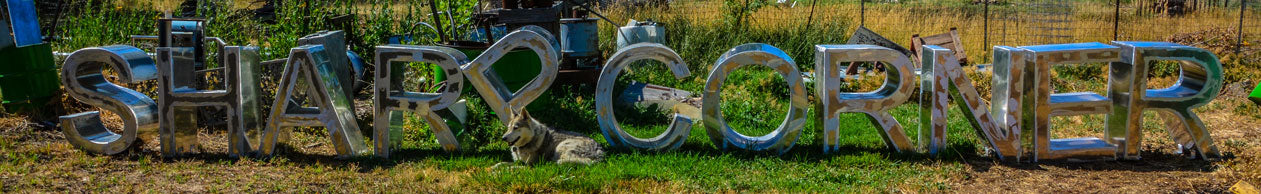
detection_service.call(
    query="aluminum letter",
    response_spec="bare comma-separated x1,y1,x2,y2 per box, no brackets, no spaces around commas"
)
373,45,469,158
258,45,369,158
919,45,1019,158
988,46,1032,161
596,43,693,151
1108,41,1223,160
154,46,264,157
461,26,560,122
58,45,160,155
813,45,915,153
1022,42,1121,161
703,43,808,154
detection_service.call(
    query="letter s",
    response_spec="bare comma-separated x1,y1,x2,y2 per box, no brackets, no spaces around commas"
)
59,45,160,155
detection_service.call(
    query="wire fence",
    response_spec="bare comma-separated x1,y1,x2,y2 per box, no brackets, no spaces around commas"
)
609,0,1258,64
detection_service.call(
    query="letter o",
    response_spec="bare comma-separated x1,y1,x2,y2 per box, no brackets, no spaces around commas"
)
595,43,693,151
702,43,809,154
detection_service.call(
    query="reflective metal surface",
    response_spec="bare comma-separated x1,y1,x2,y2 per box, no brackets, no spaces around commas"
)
988,46,1031,161
461,26,560,122
154,46,264,157
702,43,808,154
373,45,470,158
812,45,914,153
1022,42,1121,161
1108,41,1223,160
58,45,160,155
919,45,1016,157
297,31,360,97
258,45,369,158
596,43,693,151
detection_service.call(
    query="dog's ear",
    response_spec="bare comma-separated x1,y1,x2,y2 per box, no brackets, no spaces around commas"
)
509,106,528,118
518,109,531,119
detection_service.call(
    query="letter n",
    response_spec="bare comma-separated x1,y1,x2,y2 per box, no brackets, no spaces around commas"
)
919,45,1020,159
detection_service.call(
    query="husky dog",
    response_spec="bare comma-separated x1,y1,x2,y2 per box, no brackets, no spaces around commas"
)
501,110,605,165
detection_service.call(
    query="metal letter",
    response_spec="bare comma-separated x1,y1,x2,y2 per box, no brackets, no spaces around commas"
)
1108,41,1223,160
462,26,560,122
373,45,469,158
988,46,1032,161
58,45,159,155
154,46,264,157
813,45,915,153
258,45,369,158
919,45,1020,159
1022,42,1121,161
596,43,693,151
297,31,360,97
703,43,809,154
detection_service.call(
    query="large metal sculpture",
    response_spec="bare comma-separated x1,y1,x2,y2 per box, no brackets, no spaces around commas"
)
153,46,264,157
53,14,1227,163
59,45,160,155
1107,41,1222,160
812,45,915,153
373,45,469,158
595,43,693,151
702,43,809,154
257,44,369,158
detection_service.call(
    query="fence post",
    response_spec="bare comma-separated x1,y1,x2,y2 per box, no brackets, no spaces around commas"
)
861,0,866,27
1239,0,1247,54
741,0,751,25
1115,0,1121,41
804,0,818,33
984,0,989,49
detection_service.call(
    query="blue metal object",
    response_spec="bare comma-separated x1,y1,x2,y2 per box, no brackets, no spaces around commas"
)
560,18,600,58
6,0,41,47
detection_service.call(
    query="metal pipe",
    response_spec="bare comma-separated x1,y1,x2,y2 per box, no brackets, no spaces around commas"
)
428,0,448,43
445,0,458,40
130,35,159,41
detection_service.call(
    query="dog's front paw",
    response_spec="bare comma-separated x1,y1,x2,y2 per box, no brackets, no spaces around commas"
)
491,162,524,170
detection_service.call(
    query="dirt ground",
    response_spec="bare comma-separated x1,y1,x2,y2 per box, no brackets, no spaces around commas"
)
952,93,1261,193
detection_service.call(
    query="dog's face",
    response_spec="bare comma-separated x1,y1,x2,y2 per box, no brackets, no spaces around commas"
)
502,110,535,147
